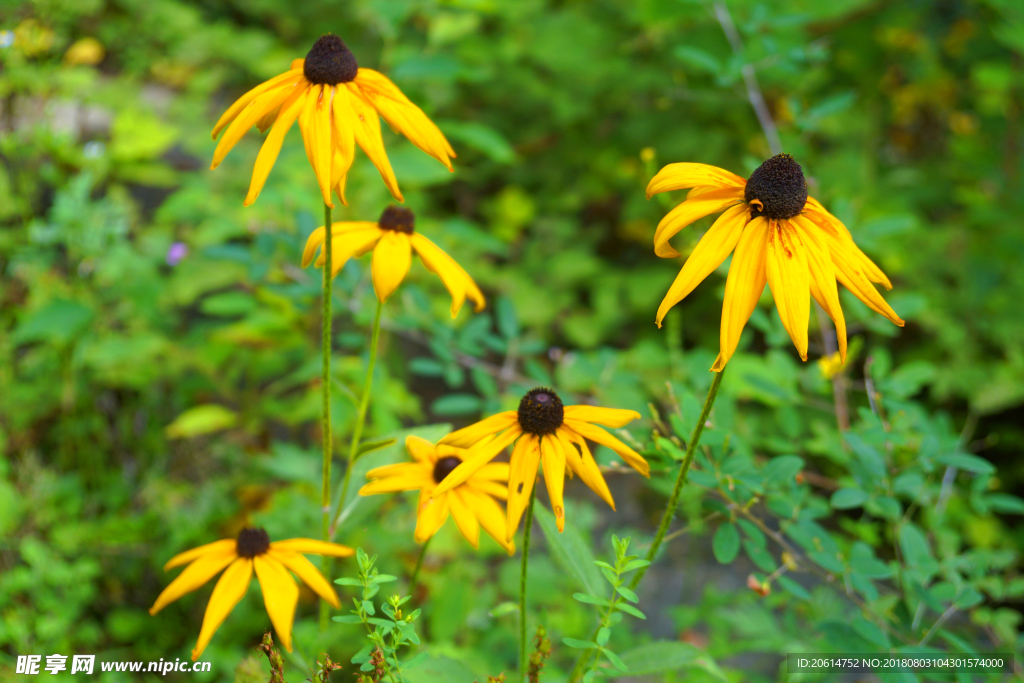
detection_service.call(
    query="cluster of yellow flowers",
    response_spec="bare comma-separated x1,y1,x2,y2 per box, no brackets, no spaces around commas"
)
151,33,903,661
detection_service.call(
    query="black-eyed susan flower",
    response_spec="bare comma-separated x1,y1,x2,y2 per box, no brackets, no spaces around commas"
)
431,388,649,541
211,34,454,207
302,206,485,316
359,435,515,555
647,154,904,371
149,528,353,660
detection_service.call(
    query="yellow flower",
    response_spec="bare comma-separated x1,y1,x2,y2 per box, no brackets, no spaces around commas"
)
302,206,485,316
817,351,845,380
431,388,649,541
359,435,515,555
648,154,904,371
149,528,353,660
211,34,454,207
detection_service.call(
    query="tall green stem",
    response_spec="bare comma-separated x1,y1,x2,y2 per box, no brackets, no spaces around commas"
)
519,484,537,683
408,537,431,597
567,368,726,682
319,202,333,630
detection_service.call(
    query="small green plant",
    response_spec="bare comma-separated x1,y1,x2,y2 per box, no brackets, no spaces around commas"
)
562,536,649,681
334,548,425,682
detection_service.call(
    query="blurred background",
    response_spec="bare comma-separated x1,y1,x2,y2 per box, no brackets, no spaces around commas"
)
2,0,1023,680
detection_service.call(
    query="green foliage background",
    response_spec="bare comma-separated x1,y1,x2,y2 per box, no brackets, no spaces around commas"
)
2,0,1023,680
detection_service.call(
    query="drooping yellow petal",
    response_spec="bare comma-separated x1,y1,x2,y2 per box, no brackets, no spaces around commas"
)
647,163,746,198
765,221,811,361
315,229,385,278
253,556,299,652
191,558,253,661
371,231,412,303
150,547,237,614
438,411,518,448
540,435,567,532
830,240,904,327
302,222,381,268
211,69,304,139
557,428,614,510
212,83,301,169
653,188,744,258
268,548,339,608
414,489,450,543
462,488,515,555
164,538,236,571
713,217,769,372
244,86,308,207
562,419,650,477
405,434,437,463
563,406,640,428
448,488,481,548
346,83,402,202
268,539,355,557
805,197,892,289
655,203,748,327
330,86,357,205
410,233,486,316
432,426,522,497
506,434,541,542
793,215,847,362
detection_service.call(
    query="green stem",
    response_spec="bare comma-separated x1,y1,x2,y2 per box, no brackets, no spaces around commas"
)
331,299,385,536
567,368,726,682
519,484,538,683
319,202,333,631
408,537,431,596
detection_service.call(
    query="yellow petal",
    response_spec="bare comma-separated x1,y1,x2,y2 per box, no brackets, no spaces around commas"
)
410,233,486,316
405,434,438,463
466,478,509,500
163,538,235,571
506,434,541,542
805,197,891,288
438,411,518,448
253,556,299,653
766,221,811,361
309,85,335,207
448,488,481,548
432,426,521,497
540,435,567,532
371,231,412,303
562,419,650,477
557,428,614,510
315,229,385,279
646,162,746,198
713,217,769,371
653,188,744,258
475,462,511,482
830,238,904,327
655,203,747,327
243,86,308,207
150,547,237,614
302,222,381,267
414,489,450,543
354,69,455,169
330,87,357,205
346,83,402,202
211,69,304,140
268,548,339,608
462,487,515,555
269,539,355,557
793,215,847,362
211,83,301,169
191,558,252,661
359,473,433,496
562,406,640,428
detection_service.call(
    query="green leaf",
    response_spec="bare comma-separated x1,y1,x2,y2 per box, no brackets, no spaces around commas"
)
616,641,726,680
165,404,237,439
843,433,886,479
430,394,482,416
357,438,397,458
712,523,741,564
831,488,869,509
935,452,995,474
437,120,517,164
332,615,363,624
535,505,603,595
402,655,478,683
562,637,599,649
572,592,610,606
852,616,891,648
621,559,651,572
371,574,398,584
401,651,429,670
603,648,628,672
596,626,610,646
985,493,1024,514
764,455,804,484
616,603,646,620
615,586,639,603
743,539,776,572
14,298,94,345
334,578,363,586
777,575,811,600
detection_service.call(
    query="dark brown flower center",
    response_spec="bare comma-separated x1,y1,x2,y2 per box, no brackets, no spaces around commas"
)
744,153,808,220
378,206,415,234
303,34,358,85
236,527,271,558
517,388,564,436
432,456,463,484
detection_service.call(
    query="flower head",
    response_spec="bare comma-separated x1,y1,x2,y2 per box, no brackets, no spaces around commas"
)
302,205,485,316
211,34,454,207
431,388,649,541
647,154,904,371
149,528,353,660
359,435,515,555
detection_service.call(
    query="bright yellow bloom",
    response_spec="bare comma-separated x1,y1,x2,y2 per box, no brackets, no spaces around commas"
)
431,388,649,541
359,435,515,555
818,351,845,380
211,34,454,207
647,154,904,371
149,528,353,660
302,206,485,316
